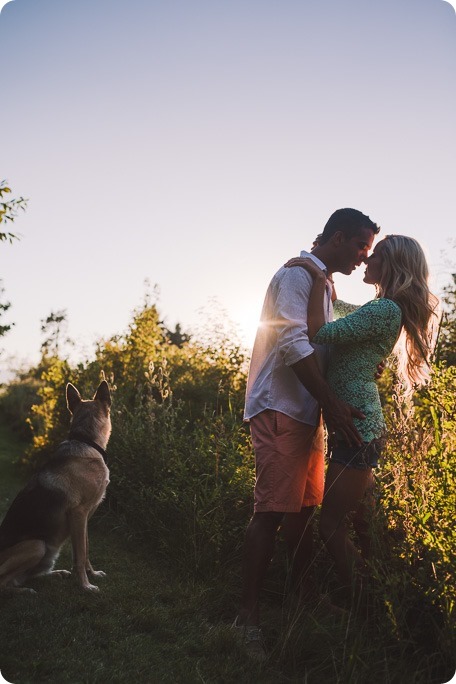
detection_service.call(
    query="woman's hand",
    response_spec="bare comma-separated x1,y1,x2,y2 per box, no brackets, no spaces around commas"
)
284,257,326,281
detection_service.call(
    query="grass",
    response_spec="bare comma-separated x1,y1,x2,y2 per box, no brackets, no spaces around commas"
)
0,525,266,683
0,421,454,683
0,422,268,683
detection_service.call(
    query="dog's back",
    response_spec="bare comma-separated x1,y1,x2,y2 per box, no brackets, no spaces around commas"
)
0,472,68,553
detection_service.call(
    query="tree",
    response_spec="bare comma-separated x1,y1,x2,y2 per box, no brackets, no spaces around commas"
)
0,282,12,341
0,179,28,351
0,180,28,243
164,322,191,348
40,310,73,358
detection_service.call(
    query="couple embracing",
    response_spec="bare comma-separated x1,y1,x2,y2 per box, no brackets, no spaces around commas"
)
234,208,439,659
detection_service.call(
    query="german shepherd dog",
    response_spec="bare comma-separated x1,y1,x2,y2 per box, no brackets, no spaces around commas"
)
0,381,111,593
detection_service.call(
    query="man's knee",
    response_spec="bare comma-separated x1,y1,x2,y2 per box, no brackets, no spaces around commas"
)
247,511,283,536
282,506,316,534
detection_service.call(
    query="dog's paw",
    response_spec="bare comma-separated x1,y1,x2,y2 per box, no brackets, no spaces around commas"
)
83,583,100,592
90,570,106,578
50,570,71,579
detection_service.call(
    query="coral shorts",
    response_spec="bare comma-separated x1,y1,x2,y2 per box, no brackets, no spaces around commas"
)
250,410,325,513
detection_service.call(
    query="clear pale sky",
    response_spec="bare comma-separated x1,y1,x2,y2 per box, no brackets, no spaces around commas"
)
1,0,455,371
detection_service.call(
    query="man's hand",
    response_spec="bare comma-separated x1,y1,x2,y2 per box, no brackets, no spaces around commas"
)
322,397,365,447
290,355,365,447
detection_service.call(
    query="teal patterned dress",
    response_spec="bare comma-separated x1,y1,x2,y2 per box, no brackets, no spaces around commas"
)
313,298,402,442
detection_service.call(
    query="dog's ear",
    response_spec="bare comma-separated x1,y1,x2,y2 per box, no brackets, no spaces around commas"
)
94,380,111,408
66,383,82,414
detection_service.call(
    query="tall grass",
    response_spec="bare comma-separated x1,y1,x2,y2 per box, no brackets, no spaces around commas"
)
107,360,255,579
101,361,455,682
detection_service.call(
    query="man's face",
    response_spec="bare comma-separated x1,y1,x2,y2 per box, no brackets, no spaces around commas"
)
337,227,375,275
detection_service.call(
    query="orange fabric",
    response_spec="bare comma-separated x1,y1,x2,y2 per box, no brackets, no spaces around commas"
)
250,410,325,513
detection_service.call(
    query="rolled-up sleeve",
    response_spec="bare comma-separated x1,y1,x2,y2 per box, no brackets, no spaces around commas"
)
273,268,315,366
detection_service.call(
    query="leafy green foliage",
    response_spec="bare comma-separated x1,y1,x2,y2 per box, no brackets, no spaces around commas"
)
0,179,28,243
26,356,74,467
0,364,43,440
0,179,28,348
1,294,455,681
108,359,254,577
367,363,456,676
0,281,12,340
40,309,74,357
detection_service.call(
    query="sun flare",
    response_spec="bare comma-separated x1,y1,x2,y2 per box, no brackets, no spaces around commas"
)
234,301,262,350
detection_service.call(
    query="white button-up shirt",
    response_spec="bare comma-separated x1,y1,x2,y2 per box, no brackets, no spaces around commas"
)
244,251,333,426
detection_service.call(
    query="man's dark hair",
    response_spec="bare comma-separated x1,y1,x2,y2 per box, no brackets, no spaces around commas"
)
319,208,380,244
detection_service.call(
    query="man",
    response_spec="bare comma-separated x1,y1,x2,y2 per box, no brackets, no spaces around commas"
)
233,208,380,658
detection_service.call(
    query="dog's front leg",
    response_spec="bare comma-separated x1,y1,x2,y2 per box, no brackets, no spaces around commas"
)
68,508,99,591
85,529,106,579
87,559,106,578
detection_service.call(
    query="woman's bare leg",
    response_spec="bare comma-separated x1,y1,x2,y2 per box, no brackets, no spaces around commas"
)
351,480,375,560
319,462,374,588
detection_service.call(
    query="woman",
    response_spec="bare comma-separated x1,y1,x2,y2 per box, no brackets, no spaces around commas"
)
286,235,440,602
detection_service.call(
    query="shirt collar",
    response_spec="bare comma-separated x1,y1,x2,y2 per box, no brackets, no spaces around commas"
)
299,249,327,273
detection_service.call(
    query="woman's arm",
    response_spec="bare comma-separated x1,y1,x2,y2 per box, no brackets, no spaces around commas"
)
313,298,402,345
284,257,327,339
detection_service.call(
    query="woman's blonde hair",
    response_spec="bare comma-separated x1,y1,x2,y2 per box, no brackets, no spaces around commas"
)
376,235,440,392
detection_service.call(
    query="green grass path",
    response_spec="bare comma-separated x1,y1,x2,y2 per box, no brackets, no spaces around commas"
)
0,423,268,684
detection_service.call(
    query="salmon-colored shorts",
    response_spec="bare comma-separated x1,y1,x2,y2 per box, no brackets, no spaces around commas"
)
250,409,325,513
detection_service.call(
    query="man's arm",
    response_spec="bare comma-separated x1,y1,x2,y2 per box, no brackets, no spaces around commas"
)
273,267,364,445
291,354,365,446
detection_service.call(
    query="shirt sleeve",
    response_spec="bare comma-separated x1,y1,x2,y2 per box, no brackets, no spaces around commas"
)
271,267,321,366
313,299,401,345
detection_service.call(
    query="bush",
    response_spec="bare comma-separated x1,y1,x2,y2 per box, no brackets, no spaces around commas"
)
14,301,254,577
107,359,254,579
0,375,41,441
369,363,456,679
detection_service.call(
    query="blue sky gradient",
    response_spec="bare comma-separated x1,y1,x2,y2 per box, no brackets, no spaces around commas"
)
1,0,455,368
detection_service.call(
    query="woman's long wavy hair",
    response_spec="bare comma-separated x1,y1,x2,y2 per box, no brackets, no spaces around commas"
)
376,235,440,392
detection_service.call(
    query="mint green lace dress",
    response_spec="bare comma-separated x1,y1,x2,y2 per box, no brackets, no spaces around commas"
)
313,298,402,442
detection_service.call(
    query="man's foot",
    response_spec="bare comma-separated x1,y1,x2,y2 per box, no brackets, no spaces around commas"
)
231,616,267,662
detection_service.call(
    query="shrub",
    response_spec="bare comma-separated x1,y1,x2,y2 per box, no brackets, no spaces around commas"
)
369,363,456,678
107,359,254,579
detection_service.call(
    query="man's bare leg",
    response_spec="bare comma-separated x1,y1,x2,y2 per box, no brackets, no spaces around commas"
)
281,506,316,598
237,511,283,626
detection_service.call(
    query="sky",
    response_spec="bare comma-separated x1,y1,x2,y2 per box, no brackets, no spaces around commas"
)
1,0,455,374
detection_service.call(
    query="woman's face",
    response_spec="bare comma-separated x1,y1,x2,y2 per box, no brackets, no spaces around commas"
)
363,241,385,285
